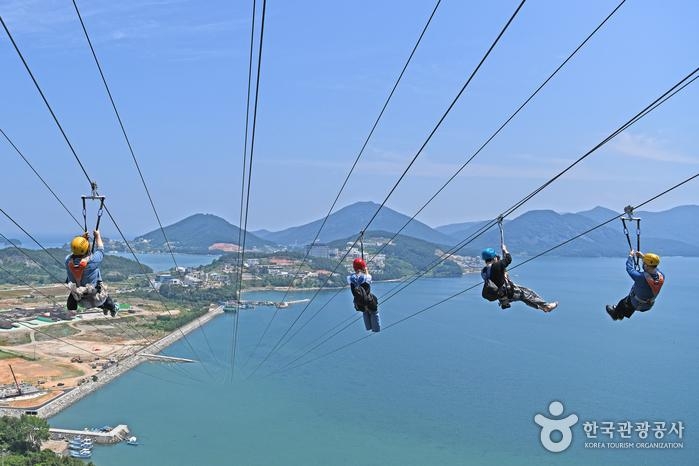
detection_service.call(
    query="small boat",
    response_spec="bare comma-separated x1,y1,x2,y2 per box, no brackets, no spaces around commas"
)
70,437,93,444
69,443,92,450
126,436,139,446
69,439,93,447
69,448,92,459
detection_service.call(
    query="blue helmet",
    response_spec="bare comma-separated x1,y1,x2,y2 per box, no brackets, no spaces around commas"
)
481,247,497,261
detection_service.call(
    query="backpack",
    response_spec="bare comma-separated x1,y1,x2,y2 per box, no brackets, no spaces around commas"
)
351,282,379,312
481,266,500,301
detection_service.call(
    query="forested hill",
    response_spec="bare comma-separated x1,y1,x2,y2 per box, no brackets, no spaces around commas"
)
0,248,151,285
134,213,274,253
327,231,462,279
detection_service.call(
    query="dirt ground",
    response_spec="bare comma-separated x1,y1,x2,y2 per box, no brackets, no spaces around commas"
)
0,294,174,409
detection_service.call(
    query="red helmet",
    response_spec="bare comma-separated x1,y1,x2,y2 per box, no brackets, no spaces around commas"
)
352,258,366,271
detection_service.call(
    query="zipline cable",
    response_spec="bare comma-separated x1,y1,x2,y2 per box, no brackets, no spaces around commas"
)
379,67,698,306
269,170,699,375
0,128,83,229
275,0,629,359
244,0,443,365
0,17,214,381
247,0,527,377
364,0,627,265
270,67,698,372
0,237,201,382
232,0,267,378
70,0,220,367
232,0,258,377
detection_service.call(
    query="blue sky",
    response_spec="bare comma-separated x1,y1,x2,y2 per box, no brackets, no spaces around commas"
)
0,0,697,241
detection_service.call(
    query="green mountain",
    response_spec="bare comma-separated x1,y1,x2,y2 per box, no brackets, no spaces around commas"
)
134,213,275,253
0,247,152,285
254,201,454,246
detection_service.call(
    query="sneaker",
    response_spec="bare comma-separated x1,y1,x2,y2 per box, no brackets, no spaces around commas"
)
110,303,119,318
103,309,108,316
606,305,618,321
542,302,558,312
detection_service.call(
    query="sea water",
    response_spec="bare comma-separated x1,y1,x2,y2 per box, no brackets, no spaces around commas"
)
50,257,698,465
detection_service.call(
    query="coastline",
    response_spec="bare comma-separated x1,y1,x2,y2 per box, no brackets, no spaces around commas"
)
0,306,224,419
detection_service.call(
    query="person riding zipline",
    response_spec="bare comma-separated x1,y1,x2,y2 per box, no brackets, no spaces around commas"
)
65,229,118,317
481,244,558,313
348,257,380,332
606,250,664,321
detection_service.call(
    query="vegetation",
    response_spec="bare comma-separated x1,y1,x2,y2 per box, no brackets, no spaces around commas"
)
0,332,32,347
329,232,462,280
0,349,33,360
33,324,80,342
133,213,271,253
0,247,151,285
0,415,91,465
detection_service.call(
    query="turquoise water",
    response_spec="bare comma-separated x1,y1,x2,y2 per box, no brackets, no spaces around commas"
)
50,257,697,465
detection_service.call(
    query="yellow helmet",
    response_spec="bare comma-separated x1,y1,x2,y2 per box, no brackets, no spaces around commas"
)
643,253,660,267
70,236,90,256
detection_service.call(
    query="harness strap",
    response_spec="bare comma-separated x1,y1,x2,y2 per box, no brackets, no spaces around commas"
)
68,257,89,284
644,271,664,296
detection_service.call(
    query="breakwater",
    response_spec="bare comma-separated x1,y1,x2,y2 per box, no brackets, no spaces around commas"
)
0,306,224,419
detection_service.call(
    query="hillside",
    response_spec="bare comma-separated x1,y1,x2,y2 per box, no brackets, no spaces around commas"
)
134,213,274,253
327,231,462,279
442,209,699,257
257,201,454,246
0,247,152,285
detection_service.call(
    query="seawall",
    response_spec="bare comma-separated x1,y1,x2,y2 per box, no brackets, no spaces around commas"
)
0,306,224,419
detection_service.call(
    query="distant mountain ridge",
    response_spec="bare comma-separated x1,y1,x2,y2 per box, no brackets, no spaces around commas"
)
133,203,699,257
253,201,454,246
437,205,699,257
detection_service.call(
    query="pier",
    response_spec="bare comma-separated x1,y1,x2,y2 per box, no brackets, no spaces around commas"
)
49,424,129,444
139,353,196,363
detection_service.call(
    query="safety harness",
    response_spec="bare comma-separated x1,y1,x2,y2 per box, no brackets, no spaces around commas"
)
68,257,89,284
633,271,664,306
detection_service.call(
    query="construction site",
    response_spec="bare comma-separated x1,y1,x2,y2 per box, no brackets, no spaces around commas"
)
0,283,188,414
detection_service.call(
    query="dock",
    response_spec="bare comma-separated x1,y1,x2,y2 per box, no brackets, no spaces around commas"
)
49,424,129,444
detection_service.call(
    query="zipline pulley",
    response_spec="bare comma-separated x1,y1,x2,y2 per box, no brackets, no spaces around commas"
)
81,181,106,253
359,230,365,261
497,216,505,252
621,205,641,270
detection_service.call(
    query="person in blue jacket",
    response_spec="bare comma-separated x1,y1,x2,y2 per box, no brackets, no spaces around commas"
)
348,258,380,332
606,250,664,321
65,230,118,317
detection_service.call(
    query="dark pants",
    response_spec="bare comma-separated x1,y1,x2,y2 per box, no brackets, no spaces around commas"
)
610,296,649,320
66,293,116,312
362,311,380,333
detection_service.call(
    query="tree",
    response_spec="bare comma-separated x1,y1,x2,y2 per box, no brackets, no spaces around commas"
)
0,416,88,465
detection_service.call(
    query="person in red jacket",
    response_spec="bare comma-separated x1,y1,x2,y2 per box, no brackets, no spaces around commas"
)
347,258,380,332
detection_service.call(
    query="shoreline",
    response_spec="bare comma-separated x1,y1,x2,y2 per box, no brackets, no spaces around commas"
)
0,306,224,419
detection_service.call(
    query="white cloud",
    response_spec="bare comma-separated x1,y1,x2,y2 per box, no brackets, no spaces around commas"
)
611,132,698,164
